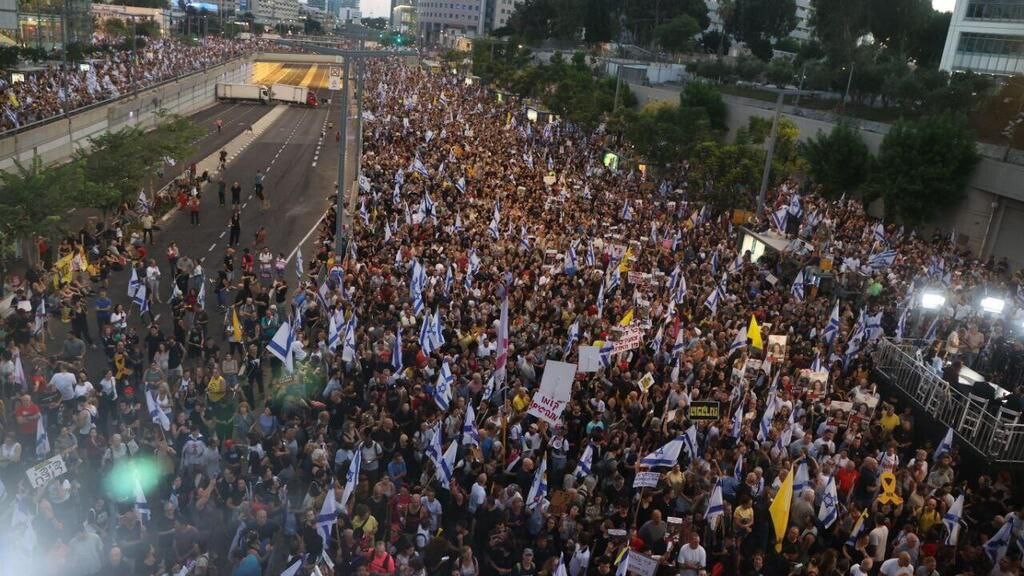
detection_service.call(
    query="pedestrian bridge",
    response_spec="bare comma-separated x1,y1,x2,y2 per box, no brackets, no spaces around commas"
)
253,49,418,67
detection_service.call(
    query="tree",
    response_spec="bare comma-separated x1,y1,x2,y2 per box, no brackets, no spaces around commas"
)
687,141,764,210
909,9,951,68
866,0,931,56
680,80,727,131
0,156,82,263
866,114,978,225
626,103,712,166
699,30,731,54
362,17,388,30
810,0,869,64
654,15,700,53
766,59,795,88
799,122,871,198
727,0,797,61
304,17,323,35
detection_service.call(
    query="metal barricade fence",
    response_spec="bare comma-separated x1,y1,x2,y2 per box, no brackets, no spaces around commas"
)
873,338,1024,464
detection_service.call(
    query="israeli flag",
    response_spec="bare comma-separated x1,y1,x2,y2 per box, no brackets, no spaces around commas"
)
672,327,685,356
482,372,495,403
328,313,341,351
710,251,719,275
944,494,964,545
867,249,897,270
146,389,171,431
933,427,954,462
134,473,150,524
392,326,404,374
703,285,723,314
574,444,593,479
488,215,500,239
33,298,46,336
584,242,595,268
393,182,402,205
872,222,886,244
197,281,206,311
731,402,743,438
865,311,884,341
895,307,909,341
564,246,578,275
639,436,685,468
444,265,454,296
682,425,700,459
728,329,747,354
846,510,869,546
526,455,549,510
463,404,480,447
412,157,429,177
519,226,531,251
267,321,294,373
595,282,606,317
757,395,777,442
771,207,789,233
36,415,50,457
419,313,436,355
340,447,361,510
818,475,839,528
137,190,150,214
793,461,810,494
133,283,148,315
564,319,580,357
431,309,446,350
317,476,338,548
128,268,141,298
791,269,805,301
674,271,688,305
704,480,724,525
620,200,632,221
342,315,358,362
823,301,840,345
454,211,463,231
359,198,370,226
433,360,453,412
734,453,744,481
984,519,1013,564
810,353,824,373
924,316,940,343
606,266,621,293
455,176,466,194
598,342,614,369
649,221,659,244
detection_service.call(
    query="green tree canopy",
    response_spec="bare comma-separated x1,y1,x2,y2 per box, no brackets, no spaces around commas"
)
654,15,700,53
0,156,81,258
687,141,764,210
798,122,872,199
866,114,978,225
726,0,797,61
679,80,728,131
626,103,712,166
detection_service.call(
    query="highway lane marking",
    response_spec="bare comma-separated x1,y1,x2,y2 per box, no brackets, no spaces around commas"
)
285,211,328,264
219,231,226,238
208,243,216,252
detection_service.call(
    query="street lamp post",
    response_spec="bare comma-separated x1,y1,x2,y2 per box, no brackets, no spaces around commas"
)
335,57,351,258
757,90,784,215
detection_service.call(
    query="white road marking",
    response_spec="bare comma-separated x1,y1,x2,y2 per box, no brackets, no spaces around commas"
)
219,231,226,238
285,211,328,264
208,243,216,252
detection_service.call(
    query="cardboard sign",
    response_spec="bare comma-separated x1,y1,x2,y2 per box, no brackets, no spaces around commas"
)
613,327,644,354
637,372,655,393
628,271,654,288
26,454,67,489
626,551,659,576
577,346,602,372
633,471,662,488
876,471,903,505
688,401,721,421
528,361,577,425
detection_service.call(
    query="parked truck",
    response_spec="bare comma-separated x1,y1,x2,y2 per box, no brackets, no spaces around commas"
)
270,83,318,106
216,83,268,103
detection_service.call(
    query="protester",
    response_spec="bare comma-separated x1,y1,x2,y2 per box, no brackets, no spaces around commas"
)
2,55,1023,576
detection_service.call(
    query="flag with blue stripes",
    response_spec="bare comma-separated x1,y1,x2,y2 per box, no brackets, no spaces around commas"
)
791,269,805,301
818,475,839,528
433,360,453,412
391,326,404,374
640,436,684,467
704,480,724,525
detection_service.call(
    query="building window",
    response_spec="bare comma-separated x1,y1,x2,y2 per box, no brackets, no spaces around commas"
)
965,0,1024,21
956,31,1024,56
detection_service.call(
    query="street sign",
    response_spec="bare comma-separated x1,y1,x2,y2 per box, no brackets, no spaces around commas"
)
329,67,342,91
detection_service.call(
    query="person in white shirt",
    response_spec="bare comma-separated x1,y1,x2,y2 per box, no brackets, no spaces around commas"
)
849,558,873,576
568,540,591,576
676,533,706,576
49,365,77,402
878,552,914,576
469,474,487,514
145,260,162,303
868,518,890,563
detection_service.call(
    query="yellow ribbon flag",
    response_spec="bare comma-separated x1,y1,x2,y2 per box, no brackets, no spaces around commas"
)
231,306,243,342
747,314,763,349
618,247,633,273
769,466,794,552
618,309,634,327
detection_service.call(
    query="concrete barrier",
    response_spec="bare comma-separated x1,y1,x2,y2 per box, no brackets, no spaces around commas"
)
0,58,253,171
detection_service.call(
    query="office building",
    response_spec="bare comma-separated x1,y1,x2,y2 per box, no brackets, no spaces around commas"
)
250,0,299,26
489,0,519,30
940,0,1024,75
392,2,414,32
416,0,484,44
16,0,92,48
705,0,814,42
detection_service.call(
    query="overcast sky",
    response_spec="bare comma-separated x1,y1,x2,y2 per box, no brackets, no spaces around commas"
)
360,0,957,24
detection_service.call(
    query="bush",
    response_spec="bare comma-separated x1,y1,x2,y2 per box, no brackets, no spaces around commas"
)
680,80,728,131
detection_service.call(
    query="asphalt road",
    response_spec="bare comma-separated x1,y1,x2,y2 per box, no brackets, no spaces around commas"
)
56,62,349,382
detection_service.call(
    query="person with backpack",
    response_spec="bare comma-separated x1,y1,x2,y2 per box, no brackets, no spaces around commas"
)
366,540,396,575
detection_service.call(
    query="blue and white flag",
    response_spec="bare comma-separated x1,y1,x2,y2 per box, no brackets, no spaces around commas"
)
454,211,463,232
462,404,480,447
419,313,436,355
599,342,614,369
865,311,884,341
872,222,886,244
133,283,148,316
36,415,50,457
444,265,454,296
895,307,909,341
128,268,141,298
488,215,500,239
317,477,338,548
934,427,954,462
412,157,429,177
146,389,171,431
788,194,802,217
810,353,824,373
729,329,747,354
867,249,897,270
340,447,361,510
455,176,466,194
134,473,150,523
731,402,744,438
433,360,454,412
757,395,777,442
564,246,578,275
846,509,869,546
519,226,531,251
596,282,606,317
606,266,621,293
359,198,370,226
793,461,810,494
704,285,723,314
818,475,839,528
564,319,580,357
620,200,632,221
984,519,1014,564
267,321,294,373
944,494,964,545
771,207,789,233
328,313,341,351
482,372,495,403
682,424,700,459
295,248,304,280
393,182,402,205
526,455,549,510
574,444,593,479
392,326,404,374
342,315,358,362
734,453,744,481
710,251,719,275
639,436,685,468
791,269,805,301
672,327,685,357
924,316,940,343
431,309,446,350
705,480,724,525
137,190,150,214
823,301,840,345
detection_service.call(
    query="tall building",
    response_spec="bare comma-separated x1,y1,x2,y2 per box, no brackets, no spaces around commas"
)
940,0,1024,75
17,0,92,48
489,0,520,31
250,0,299,26
416,0,484,44
705,0,814,43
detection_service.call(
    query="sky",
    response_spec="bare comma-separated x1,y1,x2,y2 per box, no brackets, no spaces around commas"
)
358,0,957,23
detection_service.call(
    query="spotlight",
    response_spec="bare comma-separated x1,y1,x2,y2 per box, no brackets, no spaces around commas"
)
980,297,1005,315
920,291,946,310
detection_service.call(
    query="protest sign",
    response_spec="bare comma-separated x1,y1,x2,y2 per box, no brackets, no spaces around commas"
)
528,361,577,424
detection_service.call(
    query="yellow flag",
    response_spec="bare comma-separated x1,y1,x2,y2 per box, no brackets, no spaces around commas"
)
618,247,633,273
769,466,794,552
231,306,243,341
747,314,763,349
618,309,634,327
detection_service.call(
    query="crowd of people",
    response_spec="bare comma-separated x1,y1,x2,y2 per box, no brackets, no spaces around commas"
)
1,53,1024,576
0,37,282,132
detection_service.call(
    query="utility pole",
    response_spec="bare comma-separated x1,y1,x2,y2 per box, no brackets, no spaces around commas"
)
757,90,784,216
612,65,622,113
335,57,351,258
